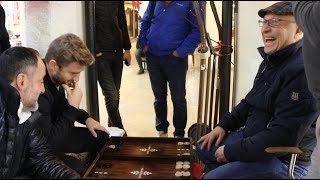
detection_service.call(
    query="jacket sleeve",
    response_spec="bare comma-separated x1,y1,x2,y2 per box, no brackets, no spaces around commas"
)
37,87,89,149
25,127,80,179
118,1,131,50
137,2,153,50
292,1,320,47
175,2,202,58
218,99,251,132
224,67,318,162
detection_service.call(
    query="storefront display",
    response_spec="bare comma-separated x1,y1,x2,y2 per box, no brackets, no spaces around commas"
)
2,1,22,47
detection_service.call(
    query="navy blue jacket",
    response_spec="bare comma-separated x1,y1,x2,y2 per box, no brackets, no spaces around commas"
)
138,1,201,58
219,40,318,165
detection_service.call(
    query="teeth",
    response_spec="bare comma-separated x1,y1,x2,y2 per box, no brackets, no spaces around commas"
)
265,38,275,42
265,38,275,41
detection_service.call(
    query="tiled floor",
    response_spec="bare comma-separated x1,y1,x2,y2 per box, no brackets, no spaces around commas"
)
97,38,201,138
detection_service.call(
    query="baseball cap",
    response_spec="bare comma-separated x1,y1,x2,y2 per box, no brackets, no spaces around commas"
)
258,1,293,18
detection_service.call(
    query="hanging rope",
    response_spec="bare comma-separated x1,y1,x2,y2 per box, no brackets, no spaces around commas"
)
210,38,234,57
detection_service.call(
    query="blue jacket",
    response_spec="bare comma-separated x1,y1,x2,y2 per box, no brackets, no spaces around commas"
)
219,40,318,165
138,1,201,58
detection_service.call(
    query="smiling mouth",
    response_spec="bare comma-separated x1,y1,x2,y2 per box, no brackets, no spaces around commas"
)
265,38,275,43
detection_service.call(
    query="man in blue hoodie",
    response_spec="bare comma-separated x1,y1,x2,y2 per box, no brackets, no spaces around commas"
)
138,1,201,138
196,1,318,178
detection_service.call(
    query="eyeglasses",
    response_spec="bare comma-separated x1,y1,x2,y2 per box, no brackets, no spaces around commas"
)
258,18,296,27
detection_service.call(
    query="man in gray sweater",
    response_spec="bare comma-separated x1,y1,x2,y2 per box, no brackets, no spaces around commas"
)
292,1,320,178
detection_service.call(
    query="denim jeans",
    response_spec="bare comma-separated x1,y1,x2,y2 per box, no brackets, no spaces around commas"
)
196,131,309,179
146,52,188,137
97,51,124,129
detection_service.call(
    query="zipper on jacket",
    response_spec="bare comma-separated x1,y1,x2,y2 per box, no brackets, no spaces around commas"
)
267,117,274,128
255,57,268,82
261,57,268,74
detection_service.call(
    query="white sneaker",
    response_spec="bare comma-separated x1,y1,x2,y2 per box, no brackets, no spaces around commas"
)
157,130,168,137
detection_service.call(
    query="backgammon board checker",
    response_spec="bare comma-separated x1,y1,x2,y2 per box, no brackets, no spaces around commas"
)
83,137,195,179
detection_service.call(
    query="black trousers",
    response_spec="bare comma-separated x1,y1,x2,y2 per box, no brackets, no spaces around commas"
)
96,51,125,130
56,127,109,175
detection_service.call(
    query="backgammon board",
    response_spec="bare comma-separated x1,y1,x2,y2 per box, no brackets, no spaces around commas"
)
83,137,195,179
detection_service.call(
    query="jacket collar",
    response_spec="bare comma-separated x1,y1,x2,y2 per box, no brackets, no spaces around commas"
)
257,39,303,65
0,76,20,113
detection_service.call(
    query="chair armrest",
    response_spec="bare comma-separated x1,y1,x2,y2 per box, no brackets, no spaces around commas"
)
265,146,311,156
265,146,312,179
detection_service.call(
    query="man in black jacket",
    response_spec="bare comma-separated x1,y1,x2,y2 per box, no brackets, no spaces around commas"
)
0,46,80,179
292,1,320,178
36,33,110,176
95,1,131,134
196,2,318,179
0,4,11,53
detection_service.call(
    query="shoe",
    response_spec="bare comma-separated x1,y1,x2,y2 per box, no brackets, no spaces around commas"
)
137,69,144,75
157,130,168,137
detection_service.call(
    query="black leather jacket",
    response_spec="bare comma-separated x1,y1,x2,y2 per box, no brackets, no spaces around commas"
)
0,76,80,179
0,5,11,53
95,1,131,53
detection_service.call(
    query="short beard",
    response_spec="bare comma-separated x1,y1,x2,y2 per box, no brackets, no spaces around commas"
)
23,101,39,112
52,72,65,86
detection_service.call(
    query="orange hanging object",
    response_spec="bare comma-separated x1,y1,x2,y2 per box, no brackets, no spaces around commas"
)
133,1,140,10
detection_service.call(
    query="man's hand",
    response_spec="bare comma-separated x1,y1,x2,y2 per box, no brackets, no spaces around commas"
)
172,50,180,57
123,50,131,66
85,117,110,138
215,145,228,163
62,82,82,108
197,126,226,151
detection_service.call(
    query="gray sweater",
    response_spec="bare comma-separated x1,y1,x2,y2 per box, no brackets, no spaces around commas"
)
292,1,320,178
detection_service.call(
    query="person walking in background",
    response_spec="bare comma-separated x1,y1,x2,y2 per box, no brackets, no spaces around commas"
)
95,1,131,135
292,1,320,178
135,44,145,75
0,3,11,53
138,1,201,138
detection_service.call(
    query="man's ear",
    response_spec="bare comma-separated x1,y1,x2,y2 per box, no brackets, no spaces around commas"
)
15,73,28,91
295,26,304,39
48,59,58,71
